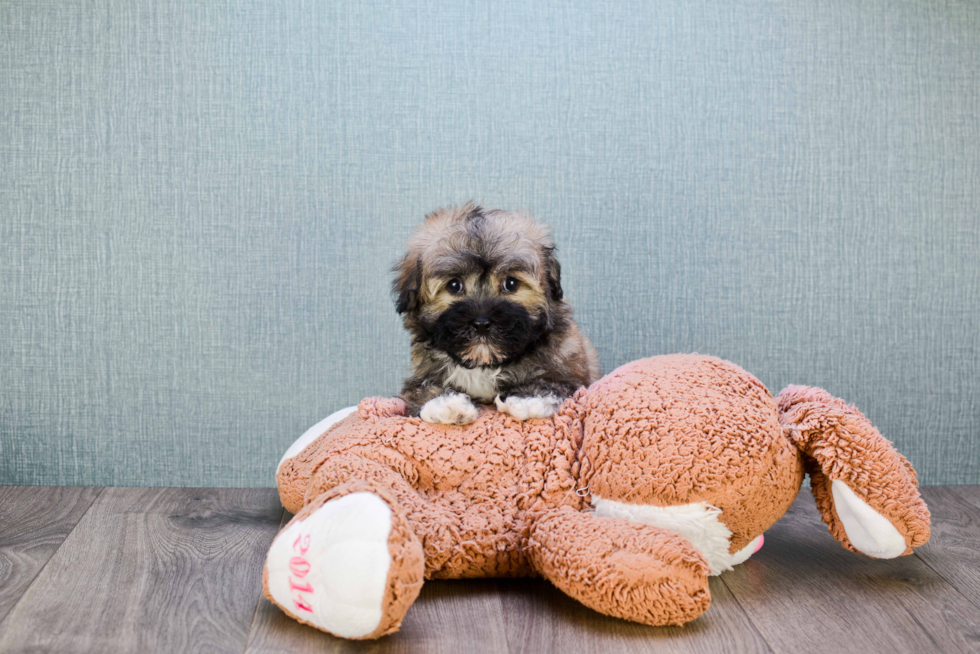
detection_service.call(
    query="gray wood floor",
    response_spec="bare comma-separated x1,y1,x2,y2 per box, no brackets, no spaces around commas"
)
0,486,978,654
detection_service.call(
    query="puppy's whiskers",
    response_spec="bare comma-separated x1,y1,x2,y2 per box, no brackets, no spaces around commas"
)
462,340,502,367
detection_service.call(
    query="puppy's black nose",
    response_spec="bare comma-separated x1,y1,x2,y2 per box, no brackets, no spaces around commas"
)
473,317,490,332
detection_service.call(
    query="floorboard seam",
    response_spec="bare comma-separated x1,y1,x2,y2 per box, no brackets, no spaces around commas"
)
496,581,514,654
0,486,106,634
913,550,980,617
240,503,286,654
716,573,777,654
914,487,980,617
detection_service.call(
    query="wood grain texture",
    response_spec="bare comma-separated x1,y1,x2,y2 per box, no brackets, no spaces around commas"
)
0,486,102,624
245,580,512,654
244,511,512,654
498,576,770,654
915,486,980,612
0,488,283,654
244,576,770,654
4,486,980,653
721,492,980,654
244,514,770,654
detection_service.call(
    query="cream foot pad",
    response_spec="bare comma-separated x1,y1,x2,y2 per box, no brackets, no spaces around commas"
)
265,492,393,639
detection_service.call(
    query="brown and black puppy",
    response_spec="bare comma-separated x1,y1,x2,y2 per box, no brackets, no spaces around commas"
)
393,203,600,424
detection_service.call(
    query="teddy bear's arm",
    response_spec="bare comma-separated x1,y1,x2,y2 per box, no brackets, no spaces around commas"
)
777,385,931,558
526,506,711,626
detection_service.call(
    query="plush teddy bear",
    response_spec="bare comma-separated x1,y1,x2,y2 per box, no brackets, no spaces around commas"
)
264,354,930,640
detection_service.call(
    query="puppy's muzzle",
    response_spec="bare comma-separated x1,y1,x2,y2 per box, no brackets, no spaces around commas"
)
424,298,543,367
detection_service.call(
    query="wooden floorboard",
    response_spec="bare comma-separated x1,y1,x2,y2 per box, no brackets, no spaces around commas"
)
243,510,513,654
0,486,102,625
245,578,513,654
243,516,770,654
2,486,978,653
915,486,980,612
0,488,283,654
497,575,770,654
244,575,770,654
721,491,980,654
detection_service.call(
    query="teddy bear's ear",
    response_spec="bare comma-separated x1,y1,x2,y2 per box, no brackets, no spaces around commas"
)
543,246,563,302
392,255,423,314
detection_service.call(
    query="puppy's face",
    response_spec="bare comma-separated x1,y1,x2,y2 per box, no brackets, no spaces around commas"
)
393,204,564,368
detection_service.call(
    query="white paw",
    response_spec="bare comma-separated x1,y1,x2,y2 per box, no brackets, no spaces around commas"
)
266,492,392,639
831,480,907,559
494,394,561,420
419,392,479,425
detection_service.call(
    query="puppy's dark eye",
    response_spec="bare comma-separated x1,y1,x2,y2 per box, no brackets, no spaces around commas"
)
503,276,520,293
446,278,464,295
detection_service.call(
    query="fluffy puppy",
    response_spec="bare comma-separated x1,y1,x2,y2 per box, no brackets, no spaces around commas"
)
393,203,600,424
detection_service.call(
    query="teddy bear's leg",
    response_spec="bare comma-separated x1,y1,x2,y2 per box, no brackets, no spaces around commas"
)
263,479,424,640
302,453,477,577
777,385,930,558
527,506,711,626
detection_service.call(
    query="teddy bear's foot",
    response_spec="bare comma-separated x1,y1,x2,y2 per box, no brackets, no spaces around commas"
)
778,385,930,557
529,506,712,626
263,483,424,639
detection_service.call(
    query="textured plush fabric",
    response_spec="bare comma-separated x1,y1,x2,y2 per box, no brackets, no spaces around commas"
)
777,386,931,556
263,480,425,639
527,506,712,626
2,1,979,487
267,354,930,636
577,355,805,553
276,395,585,579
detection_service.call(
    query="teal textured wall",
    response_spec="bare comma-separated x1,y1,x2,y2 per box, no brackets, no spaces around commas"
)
2,0,978,487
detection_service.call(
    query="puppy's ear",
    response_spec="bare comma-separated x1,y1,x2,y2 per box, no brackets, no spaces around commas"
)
543,246,563,301
392,256,423,314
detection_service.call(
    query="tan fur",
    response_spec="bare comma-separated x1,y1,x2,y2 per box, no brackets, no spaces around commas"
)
408,209,551,315
394,203,599,416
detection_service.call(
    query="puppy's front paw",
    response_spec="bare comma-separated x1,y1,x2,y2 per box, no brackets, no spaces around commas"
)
419,392,479,425
494,394,562,420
